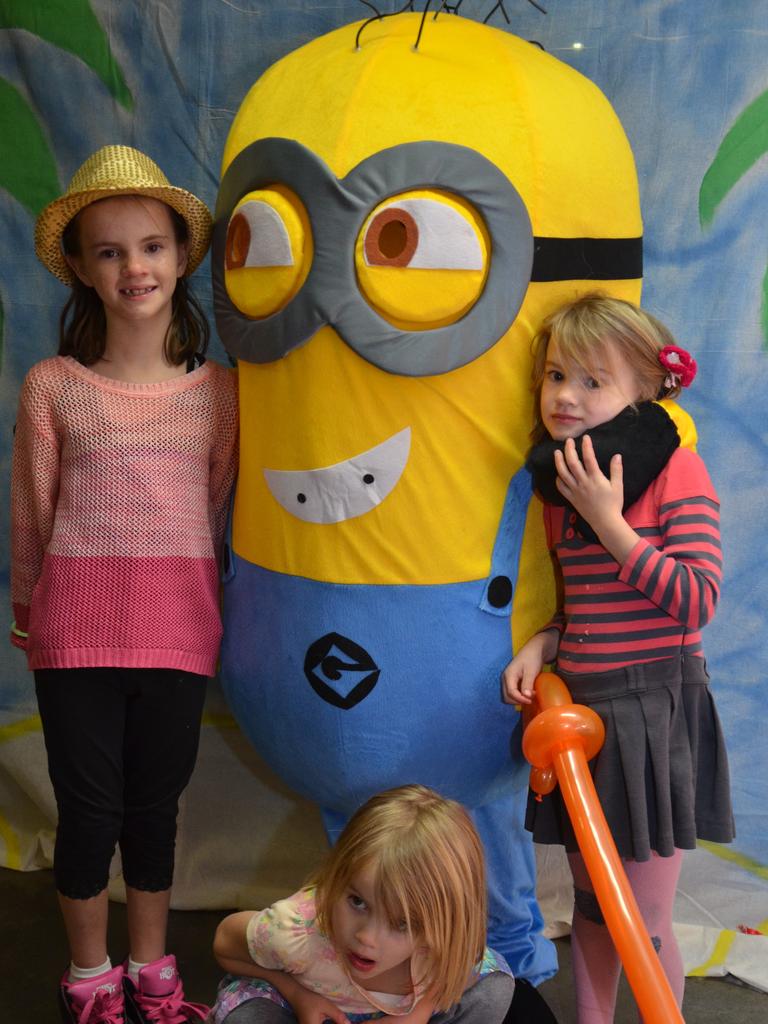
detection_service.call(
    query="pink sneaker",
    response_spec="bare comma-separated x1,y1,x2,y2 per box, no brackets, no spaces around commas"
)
60,965,126,1023
123,955,209,1023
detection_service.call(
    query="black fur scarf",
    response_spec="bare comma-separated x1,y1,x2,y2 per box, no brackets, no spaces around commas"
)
525,402,680,543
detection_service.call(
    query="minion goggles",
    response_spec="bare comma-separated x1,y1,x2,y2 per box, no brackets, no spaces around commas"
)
213,139,641,377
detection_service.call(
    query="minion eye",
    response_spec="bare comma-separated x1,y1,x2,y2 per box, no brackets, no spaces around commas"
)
363,199,483,270
355,190,489,329
223,186,312,319
225,201,294,269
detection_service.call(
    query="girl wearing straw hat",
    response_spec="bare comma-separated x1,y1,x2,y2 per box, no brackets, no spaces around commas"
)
10,145,238,1024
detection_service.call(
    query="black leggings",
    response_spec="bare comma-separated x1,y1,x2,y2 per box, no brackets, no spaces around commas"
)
35,667,207,900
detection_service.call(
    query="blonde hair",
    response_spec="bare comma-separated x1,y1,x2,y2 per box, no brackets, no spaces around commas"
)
314,785,486,1012
530,293,680,443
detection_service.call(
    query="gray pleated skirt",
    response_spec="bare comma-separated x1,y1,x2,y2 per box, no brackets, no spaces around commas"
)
525,654,735,861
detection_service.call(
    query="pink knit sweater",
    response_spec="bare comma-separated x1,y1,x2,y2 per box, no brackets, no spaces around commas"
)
11,356,238,675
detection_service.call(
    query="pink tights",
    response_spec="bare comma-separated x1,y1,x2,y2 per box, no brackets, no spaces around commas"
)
567,849,685,1023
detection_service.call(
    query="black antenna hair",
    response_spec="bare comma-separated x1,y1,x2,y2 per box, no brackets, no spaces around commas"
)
356,0,547,50
483,1,510,23
414,0,436,49
484,0,547,23
355,1,415,49
434,0,467,17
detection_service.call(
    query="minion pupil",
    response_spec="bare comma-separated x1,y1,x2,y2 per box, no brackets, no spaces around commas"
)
225,214,250,269
364,207,418,266
378,218,409,260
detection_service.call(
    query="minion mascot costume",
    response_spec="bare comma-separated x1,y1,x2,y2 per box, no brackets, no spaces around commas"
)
213,8,642,1002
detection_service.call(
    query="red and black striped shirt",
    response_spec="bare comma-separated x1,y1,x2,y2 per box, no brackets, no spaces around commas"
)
544,447,722,674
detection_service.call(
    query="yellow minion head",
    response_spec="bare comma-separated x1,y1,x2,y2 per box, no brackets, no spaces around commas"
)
214,13,643,646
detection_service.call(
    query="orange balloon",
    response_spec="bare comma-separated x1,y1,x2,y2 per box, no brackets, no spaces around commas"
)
522,703,604,769
523,672,685,1024
529,765,557,797
533,670,573,708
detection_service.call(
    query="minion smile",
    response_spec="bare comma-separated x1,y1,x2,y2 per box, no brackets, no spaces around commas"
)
263,427,411,524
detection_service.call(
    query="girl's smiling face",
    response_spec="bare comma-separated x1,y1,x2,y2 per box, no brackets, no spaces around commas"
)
540,335,642,440
66,195,187,330
331,860,416,994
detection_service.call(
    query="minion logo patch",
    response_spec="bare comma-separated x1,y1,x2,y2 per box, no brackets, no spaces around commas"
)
304,633,381,709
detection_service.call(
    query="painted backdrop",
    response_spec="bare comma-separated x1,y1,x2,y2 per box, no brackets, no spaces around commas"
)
1,0,766,991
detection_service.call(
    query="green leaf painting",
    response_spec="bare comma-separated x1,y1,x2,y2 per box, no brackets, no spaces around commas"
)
0,79,60,215
0,0,133,109
0,0,132,368
699,91,768,226
699,89,768,346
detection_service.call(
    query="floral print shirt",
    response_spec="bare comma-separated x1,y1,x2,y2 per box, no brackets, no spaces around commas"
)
207,887,512,1023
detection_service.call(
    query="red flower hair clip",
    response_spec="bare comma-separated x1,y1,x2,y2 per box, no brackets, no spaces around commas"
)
659,345,697,389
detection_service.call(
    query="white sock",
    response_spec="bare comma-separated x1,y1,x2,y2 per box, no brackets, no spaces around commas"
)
127,957,150,985
68,958,112,983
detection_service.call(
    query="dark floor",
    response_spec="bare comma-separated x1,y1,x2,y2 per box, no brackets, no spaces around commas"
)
0,866,764,1022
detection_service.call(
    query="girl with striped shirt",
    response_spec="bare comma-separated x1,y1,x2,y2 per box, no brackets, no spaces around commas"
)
502,295,734,1024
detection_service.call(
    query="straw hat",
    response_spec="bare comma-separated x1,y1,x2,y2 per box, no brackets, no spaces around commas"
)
35,145,213,284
